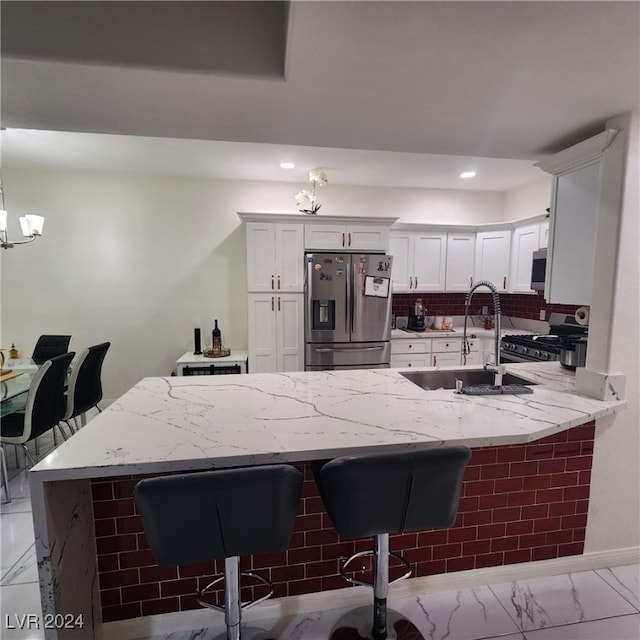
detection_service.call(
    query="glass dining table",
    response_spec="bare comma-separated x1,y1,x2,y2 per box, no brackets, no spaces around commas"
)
0,358,39,418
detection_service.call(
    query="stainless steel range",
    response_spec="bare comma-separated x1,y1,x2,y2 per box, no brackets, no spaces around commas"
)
501,335,561,363
500,313,588,364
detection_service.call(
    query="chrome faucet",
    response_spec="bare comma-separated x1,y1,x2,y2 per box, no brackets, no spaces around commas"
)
462,280,506,387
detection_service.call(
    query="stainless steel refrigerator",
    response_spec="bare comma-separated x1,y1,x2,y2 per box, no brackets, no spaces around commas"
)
305,252,393,371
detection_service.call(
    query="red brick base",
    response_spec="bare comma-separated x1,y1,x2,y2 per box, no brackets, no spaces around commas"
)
92,421,595,623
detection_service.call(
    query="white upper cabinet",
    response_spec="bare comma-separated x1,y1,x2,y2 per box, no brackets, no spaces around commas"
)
510,223,542,293
304,222,390,251
445,233,476,292
539,221,550,249
475,230,512,292
389,230,446,292
534,129,617,306
413,232,447,291
546,161,600,305
246,223,304,292
388,232,412,292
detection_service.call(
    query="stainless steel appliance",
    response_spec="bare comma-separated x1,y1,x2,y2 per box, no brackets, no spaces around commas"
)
305,252,393,370
500,313,588,365
557,336,588,370
407,298,426,331
530,248,547,291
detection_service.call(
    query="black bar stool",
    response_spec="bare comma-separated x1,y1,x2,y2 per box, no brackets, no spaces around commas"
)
134,465,303,640
313,446,471,640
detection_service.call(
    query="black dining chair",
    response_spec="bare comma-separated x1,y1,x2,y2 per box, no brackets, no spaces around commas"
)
32,335,72,365
63,342,110,431
1,352,75,466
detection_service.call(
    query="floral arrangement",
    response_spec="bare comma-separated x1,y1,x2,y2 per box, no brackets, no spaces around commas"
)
295,169,328,214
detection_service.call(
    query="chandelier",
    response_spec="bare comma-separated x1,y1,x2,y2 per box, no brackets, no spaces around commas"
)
0,175,44,249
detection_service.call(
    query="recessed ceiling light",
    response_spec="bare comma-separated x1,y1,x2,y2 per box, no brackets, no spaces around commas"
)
460,171,476,179
279,162,295,169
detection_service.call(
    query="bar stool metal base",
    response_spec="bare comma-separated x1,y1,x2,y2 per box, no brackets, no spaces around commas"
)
197,556,275,640
329,606,425,640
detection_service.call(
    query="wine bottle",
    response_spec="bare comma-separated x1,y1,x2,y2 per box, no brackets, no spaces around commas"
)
212,319,222,356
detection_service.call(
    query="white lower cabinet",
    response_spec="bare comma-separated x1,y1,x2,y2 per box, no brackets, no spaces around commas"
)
390,339,430,368
462,337,482,366
431,338,463,367
480,336,500,366
248,293,304,373
392,336,485,368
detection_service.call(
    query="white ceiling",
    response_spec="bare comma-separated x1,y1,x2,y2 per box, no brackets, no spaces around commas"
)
1,1,638,191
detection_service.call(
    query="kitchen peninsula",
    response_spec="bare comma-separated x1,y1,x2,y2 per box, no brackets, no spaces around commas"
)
29,362,625,639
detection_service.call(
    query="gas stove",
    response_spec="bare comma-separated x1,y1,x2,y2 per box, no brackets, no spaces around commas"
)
501,334,560,362
500,313,588,364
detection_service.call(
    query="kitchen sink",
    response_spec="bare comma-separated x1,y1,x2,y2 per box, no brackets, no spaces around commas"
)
400,369,536,392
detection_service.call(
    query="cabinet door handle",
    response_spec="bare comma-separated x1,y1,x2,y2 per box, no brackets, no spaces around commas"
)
278,296,281,311
271,275,275,290
408,344,412,349
348,232,351,247
415,276,419,288
409,276,413,289
503,276,507,289
433,355,437,366
277,276,281,290
342,232,345,247
470,276,473,286
271,296,274,311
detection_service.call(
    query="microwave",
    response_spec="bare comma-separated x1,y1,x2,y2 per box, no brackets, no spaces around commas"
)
530,248,547,291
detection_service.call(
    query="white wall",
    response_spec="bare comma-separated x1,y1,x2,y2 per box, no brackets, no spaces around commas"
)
502,175,552,222
0,169,504,400
585,111,640,552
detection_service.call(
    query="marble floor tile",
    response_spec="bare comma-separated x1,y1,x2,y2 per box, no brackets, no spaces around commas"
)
1,512,35,575
595,564,640,610
489,569,638,632
1,494,34,515
388,585,522,640
0,581,45,640
1,545,39,586
6,470,33,499
523,613,640,640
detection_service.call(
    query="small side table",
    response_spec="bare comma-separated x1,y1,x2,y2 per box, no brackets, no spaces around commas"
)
175,350,249,376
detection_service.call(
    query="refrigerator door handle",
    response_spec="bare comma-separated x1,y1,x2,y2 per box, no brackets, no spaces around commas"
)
345,260,351,335
350,260,356,333
314,346,385,353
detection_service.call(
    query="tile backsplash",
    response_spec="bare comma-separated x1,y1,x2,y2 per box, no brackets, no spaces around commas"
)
393,292,579,322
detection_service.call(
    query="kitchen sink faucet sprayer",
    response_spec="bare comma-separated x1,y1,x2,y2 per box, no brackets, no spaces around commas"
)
462,280,506,387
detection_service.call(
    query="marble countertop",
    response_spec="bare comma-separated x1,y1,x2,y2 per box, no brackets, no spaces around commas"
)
391,327,536,339
31,362,625,481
